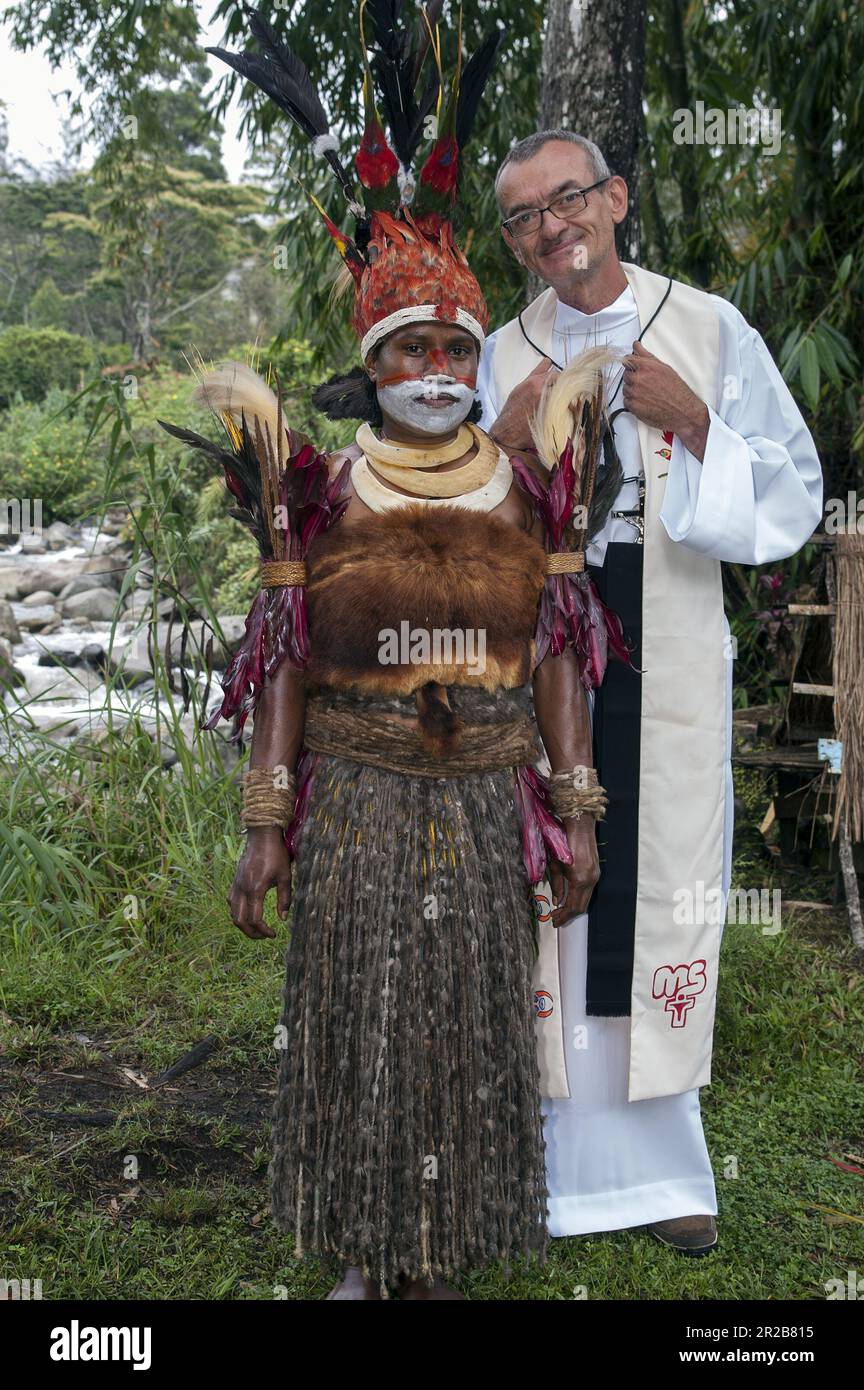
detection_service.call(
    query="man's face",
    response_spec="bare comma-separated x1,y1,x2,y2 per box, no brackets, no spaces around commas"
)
497,141,627,289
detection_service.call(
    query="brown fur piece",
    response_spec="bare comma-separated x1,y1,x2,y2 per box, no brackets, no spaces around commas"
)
413,681,465,756
303,504,547,708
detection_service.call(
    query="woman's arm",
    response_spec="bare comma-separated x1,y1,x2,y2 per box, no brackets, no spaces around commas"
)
532,644,600,928
227,659,307,941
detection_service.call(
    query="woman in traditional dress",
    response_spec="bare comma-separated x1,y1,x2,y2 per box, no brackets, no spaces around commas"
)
159,1,629,1299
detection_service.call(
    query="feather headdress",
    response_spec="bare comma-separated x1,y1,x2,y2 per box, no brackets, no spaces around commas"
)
207,1,505,359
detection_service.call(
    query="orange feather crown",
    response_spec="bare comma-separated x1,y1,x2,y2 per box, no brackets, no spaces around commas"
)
207,1,503,360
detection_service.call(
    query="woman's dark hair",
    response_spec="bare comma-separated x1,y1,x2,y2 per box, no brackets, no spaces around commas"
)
312,365,484,426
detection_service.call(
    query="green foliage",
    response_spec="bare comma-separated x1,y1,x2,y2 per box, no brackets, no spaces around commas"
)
0,326,93,408
0,388,96,523
643,0,863,498
28,275,69,330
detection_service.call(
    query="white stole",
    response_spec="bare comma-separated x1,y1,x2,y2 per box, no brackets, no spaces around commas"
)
495,263,726,1102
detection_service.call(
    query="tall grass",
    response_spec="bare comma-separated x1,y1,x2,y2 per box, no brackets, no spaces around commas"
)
1,375,253,996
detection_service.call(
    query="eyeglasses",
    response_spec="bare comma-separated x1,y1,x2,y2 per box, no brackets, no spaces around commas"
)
501,178,611,238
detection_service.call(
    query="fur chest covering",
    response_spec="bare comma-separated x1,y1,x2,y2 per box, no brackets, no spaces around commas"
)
303,503,547,697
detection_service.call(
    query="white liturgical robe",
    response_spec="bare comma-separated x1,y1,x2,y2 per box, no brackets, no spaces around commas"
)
476,272,822,1234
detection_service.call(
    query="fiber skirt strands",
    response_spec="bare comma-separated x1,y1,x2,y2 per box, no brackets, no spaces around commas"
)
269,685,549,1293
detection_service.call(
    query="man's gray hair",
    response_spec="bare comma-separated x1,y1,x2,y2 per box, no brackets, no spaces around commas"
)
494,130,611,209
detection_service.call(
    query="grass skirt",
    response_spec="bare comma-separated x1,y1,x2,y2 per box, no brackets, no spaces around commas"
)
268,684,549,1292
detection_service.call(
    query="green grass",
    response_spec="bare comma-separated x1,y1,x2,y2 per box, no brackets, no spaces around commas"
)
2,749,862,1299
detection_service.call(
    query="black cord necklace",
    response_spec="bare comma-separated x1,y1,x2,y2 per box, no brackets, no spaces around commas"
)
516,276,673,544
516,275,673,377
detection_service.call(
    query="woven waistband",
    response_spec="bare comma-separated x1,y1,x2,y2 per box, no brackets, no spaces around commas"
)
303,699,540,777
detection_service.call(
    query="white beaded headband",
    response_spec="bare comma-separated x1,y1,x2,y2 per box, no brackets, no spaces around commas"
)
360,304,486,361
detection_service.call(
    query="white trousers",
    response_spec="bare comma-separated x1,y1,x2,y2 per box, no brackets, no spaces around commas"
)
541,643,733,1235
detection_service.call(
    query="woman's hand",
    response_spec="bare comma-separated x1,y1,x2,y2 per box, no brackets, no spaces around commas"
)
548,819,600,928
227,826,294,940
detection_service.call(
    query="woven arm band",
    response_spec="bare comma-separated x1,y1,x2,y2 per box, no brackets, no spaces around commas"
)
240,767,298,829
546,551,585,574
260,560,308,588
549,765,608,821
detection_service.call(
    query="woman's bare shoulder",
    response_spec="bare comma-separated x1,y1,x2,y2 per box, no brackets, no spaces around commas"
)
325,441,362,473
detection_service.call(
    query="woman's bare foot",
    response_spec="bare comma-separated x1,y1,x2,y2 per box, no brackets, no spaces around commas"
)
397,1275,466,1300
326,1266,383,1299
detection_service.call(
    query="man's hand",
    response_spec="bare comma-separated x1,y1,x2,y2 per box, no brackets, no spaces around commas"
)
548,819,600,928
621,340,710,461
489,356,559,452
227,826,293,940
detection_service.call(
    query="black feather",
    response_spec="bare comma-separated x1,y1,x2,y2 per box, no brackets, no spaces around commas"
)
586,418,625,542
206,4,356,204
205,47,326,138
367,0,440,168
157,416,270,554
455,25,506,151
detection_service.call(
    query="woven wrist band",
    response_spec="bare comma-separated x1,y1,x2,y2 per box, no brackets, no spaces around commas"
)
549,765,608,821
240,767,298,829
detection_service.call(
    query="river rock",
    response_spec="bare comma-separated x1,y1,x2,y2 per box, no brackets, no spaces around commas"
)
0,570,22,600
58,574,111,600
22,665,99,700
13,604,58,631
16,560,84,597
121,593,177,621
0,637,25,689
44,521,77,549
0,599,21,643
21,589,57,607
78,554,129,589
108,615,246,683
80,643,107,669
61,587,123,622
37,647,82,668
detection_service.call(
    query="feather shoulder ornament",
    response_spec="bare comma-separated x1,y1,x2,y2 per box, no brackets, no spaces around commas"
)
510,347,636,689
158,360,350,740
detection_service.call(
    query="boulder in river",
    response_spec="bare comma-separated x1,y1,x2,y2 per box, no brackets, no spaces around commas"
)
16,560,84,597
13,604,58,631
0,570,22,600
61,587,124,622
0,598,22,643
58,574,114,600
44,521,77,549
0,637,25,689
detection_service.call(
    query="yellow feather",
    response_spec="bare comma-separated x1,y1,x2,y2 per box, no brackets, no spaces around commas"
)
191,359,293,461
327,257,356,309
528,346,614,471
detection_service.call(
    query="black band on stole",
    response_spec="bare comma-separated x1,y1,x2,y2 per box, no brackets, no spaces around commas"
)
585,542,643,1016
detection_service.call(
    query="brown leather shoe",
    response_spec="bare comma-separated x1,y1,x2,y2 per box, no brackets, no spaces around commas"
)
647,1214,717,1255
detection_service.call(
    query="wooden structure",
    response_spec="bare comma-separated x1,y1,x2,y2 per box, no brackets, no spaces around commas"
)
732,533,864,946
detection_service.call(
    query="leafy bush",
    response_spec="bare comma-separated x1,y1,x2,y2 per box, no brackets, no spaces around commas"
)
0,388,97,524
0,326,94,407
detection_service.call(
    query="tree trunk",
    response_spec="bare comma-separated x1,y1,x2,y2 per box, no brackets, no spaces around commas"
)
538,0,647,268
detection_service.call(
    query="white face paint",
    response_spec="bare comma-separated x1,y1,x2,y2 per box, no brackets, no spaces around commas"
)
375,373,476,435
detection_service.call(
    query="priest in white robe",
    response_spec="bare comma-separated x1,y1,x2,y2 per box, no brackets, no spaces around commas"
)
476,129,823,1253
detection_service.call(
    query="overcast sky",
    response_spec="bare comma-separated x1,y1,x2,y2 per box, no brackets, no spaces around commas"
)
0,1,250,181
